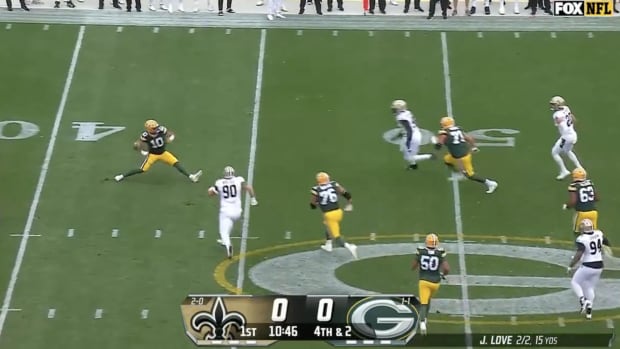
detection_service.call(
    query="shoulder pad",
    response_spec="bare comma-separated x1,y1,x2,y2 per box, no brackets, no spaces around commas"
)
140,132,149,140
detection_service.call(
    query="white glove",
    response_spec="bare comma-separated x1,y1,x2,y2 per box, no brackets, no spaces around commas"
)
562,204,568,210
250,197,258,206
471,147,480,153
344,203,353,212
140,150,148,156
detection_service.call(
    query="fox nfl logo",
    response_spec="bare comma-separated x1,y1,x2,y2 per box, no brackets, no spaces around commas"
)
553,0,614,16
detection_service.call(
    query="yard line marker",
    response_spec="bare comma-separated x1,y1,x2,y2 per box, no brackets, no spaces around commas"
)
477,31,483,38
587,32,594,38
43,24,49,31
4,309,20,312
10,234,41,237
189,28,195,34
404,31,410,37
514,32,520,38
368,30,374,37
510,316,518,325
332,30,338,36
67,228,75,237
296,29,303,36
153,27,159,33
441,32,472,349
198,230,205,239
607,319,615,329
0,25,86,339
155,229,162,238
94,308,103,319
231,236,259,239
550,32,556,38
557,317,565,327
47,309,56,319
284,231,292,240
544,236,551,244
369,233,376,241
235,28,267,297
225,28,232,34
5,24,12,30
413,233,420,242
116,26,123,32
499,235,507,243
112,229,119,238
141,309,149,319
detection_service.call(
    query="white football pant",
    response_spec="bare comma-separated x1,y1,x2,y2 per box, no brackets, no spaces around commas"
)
219,208,242,249
551,135,582,174
401,128,432,165
571,266,602,305
268,0,283,14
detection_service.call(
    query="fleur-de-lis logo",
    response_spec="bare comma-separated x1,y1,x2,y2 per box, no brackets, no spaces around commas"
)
191,297,246,340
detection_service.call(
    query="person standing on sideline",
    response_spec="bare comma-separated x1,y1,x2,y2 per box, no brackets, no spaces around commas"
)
99,0,121,9
298,0,321,14
368,0,386,14
267,0,285,19
427,0,449,18
6,0,29,11
403,0,423,13
217,0,234,15
126,0,141,11
326,0,343,11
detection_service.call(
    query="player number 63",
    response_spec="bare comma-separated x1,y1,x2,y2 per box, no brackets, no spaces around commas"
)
271,298,334,322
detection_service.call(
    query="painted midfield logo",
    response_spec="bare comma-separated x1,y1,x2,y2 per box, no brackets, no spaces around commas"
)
191,297,246,340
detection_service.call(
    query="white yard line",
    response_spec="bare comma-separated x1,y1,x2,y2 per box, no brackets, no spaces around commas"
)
235,28,267,295
0,25,86,338
440,31,473,349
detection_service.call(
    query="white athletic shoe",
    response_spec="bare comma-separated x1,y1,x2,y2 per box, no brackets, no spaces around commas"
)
486,180,498,194
217,239,225,246
168,4,173,12
267,13,274,20
513,4,519,13
556,170,571,180
149,4,156,10
498,3,505,14
114,175,124,182
389,0,398,5
189,170,203,183
320,240,333,252
178,3,185,11
256,0,263,5
346,243,358,259
280,4,287,11
275,12,285,18
581,300,592,314
420,320,427,335
160,4,167,9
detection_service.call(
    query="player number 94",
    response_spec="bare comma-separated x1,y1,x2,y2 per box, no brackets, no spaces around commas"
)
271,298,334,322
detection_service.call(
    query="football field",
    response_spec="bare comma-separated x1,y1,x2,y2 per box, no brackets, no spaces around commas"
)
1,24,620,349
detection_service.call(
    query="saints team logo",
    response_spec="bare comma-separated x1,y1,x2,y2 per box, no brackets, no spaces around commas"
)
189,297,246,340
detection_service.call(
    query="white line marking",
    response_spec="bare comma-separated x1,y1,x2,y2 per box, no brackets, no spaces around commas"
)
67,228,74,237
47,309,56,319
441,31,472,349
368,30,374,37
297,29,303,36
404,31,410,37
235,28,266,295
116,26,123,32
369,233,376,241
43,24,49,31
557,317,565,327
189,28,195,34
5,24,12,30
112,229,119,238
141,309,149,319
587,32,594,38
152,27,159,33
10,234,41,237
3,309,20,312
550,31,557,38
94,308,103,319
510,316,518,325
332,30,338,36
477,31,483,38
284,231,292,240
225,28,232,34
413,233,420,242
544,236,551,244
514,32,520,38
230,236,259,239
198,230,205,239
154,229,162,238
0,25,86,339
607,319,615,329
500,236,507,243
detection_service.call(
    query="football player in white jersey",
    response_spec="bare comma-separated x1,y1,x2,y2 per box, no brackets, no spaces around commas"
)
567,219,611,320
391,100,434,170
208,166,258,259
550,96,584,180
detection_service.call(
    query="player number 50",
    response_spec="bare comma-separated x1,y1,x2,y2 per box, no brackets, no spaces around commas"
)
271,298,334,322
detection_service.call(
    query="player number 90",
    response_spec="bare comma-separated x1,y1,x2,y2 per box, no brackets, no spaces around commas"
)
271,298,334,322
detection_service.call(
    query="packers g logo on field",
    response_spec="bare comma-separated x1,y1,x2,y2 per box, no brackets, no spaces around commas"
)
347,297,418,340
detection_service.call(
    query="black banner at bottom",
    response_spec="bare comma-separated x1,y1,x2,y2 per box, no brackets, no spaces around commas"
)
402,333,615,347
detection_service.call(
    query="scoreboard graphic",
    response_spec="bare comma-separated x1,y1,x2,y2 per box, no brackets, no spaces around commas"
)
181,295,616,347
181,294,420,346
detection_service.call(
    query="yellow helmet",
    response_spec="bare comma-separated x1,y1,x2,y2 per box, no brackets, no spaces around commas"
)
316,172,330,185
144,119,159,133
440,116,455,129
425,233,439,249
391,99,407,112
572,167,587,181
549,96,566,111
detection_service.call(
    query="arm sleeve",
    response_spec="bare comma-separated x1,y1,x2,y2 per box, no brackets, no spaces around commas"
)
575,241,586,252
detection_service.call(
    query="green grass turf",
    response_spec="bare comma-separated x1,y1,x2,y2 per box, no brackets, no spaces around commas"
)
0,26,619,349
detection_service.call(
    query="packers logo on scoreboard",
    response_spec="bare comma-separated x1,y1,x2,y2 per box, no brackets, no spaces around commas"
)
346,297,418,341
553,0,614,16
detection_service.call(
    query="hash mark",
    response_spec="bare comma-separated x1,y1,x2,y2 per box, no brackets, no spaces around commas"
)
499,236,507,243
5,24,12,30
413,233,420,242
67,228,74,238
48,309,56,319
607,319,615,329
43,24,49,31
296,30,303,36
153,27,159,33
369,233,376,241
514,32,520,38
141,309,149,319
477,32,483,38
587,32,594,38
116,26,123,32
112,229,119,238
557,317,565,327
225,28,231,34
404,31,410,37
550,32,556,39
510,316,517,325
284,231,292,240
332,30,338,37
155,229,162,238
189,28,195,34
198,230,205,239
94,308,103,319
368,31,374,37
544,236,551,244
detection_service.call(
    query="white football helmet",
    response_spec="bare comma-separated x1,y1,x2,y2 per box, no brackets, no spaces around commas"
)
223,166,235,178
391,99,407,113
579,218,594,233
549,96,566,111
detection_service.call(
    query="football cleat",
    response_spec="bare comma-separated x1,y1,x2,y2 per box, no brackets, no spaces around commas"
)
114,174,124,182
486,180,498,194
581,299,592,314
556,170,571,180
420,320,427,335
189,170,203,183
345,243,358,259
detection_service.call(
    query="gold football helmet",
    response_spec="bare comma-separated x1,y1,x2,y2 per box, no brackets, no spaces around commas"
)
425,233,439,249
316,172,330,185
572,167,587,181
144,119,159,133
440,116,455,129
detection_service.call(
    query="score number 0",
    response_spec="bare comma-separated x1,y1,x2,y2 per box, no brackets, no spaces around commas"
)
271,298,334,322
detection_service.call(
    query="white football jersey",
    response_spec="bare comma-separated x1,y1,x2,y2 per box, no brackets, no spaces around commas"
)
552,106,577,138
213,176,245,211
395,110,418,130
576,230,605,264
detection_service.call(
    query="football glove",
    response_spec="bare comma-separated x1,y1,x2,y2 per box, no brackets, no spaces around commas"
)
562,204,568,210
344,203,353,212
471,147,480,153
250,197,258,206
